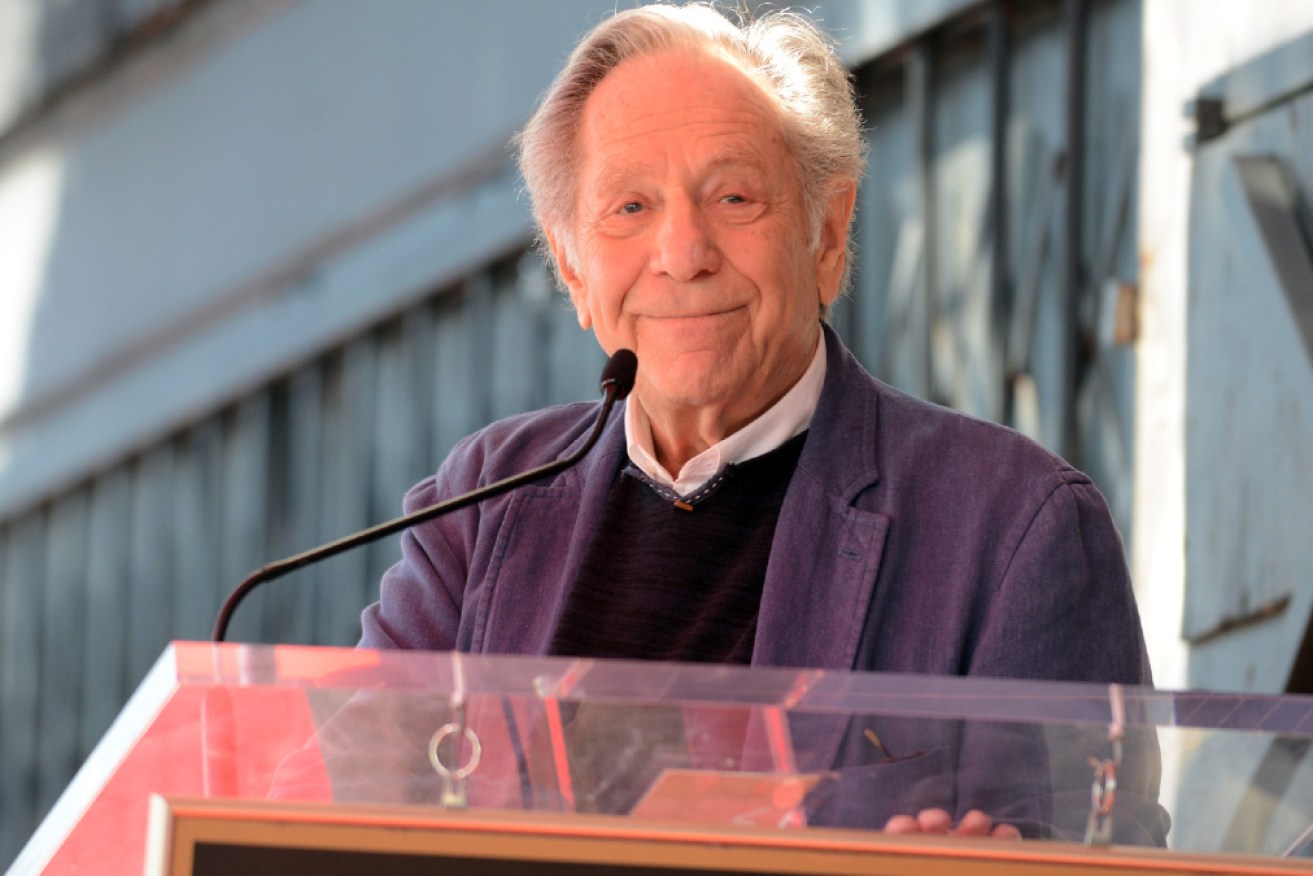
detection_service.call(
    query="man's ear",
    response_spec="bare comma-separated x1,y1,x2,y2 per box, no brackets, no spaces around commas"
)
814,180,858,309
544,227,591,330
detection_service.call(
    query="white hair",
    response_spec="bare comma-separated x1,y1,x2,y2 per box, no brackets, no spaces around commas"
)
515,3,866,289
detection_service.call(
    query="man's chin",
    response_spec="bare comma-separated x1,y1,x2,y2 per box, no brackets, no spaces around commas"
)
638,369,739,414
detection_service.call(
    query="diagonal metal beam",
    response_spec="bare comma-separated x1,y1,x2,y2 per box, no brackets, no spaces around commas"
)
1233,155,1313,368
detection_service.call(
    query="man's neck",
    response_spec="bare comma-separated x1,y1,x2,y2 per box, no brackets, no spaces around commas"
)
625,332,828,489
644,405,756,475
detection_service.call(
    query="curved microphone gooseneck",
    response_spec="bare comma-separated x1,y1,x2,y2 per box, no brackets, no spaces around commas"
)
212,348,638,642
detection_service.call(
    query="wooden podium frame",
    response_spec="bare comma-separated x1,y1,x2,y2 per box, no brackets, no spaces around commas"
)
147,796,1311,876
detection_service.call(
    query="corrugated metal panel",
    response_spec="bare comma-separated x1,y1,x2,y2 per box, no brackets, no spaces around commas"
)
80,469,133,754
852,64,918,389
125,445,176,684
267,365,328,646
1,514,46,862
172,420,225,642
36,490,89,819
315,337,380,646
220,394,273,643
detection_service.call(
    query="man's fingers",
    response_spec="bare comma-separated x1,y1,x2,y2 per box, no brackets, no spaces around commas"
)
953,809,995,835
883,810,952,834
956,810,1022,839
915,808,953,833
885,808,1022,839
883,814,921,834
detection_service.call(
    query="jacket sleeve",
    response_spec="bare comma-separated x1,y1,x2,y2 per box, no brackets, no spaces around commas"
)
359,451,479,651
965,476,1167,845
969,475,1151,686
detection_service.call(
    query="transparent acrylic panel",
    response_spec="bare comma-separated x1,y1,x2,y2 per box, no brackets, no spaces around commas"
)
17,642,1313,874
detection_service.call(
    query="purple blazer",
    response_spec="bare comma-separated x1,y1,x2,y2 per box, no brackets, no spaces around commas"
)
361,326,1151,687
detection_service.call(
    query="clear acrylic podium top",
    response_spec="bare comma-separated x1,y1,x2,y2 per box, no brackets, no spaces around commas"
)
16,641,1313,873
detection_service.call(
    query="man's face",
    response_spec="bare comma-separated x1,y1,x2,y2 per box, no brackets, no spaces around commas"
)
548,50,854,433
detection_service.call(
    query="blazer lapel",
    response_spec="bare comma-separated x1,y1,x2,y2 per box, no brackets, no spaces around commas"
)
754,327,888,670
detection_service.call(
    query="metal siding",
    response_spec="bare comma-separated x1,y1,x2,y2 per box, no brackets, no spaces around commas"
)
1,514,46,862
125,445,175,686
272,365,329,646
489,268,541,422
0,525,12,866
36,489,88,818
314,340,378,647
218,394,272,643
854,70,919,389
536,258,608,409
365,316,432,615
433,291,483,462
172,419,224,642
80,468,133,754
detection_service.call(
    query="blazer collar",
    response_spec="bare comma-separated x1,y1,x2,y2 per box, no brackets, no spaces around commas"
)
754,324,890,670
798,324,883,502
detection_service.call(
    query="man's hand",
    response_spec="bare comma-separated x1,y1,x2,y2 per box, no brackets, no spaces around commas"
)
884,808,1022,839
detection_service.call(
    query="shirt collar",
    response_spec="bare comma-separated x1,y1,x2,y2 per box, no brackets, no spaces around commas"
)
625,331,827,497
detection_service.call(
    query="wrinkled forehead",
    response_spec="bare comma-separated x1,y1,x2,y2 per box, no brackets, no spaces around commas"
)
575,48,792,176
586,45,780,123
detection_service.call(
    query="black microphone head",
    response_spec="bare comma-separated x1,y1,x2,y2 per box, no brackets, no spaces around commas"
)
600,348,638,400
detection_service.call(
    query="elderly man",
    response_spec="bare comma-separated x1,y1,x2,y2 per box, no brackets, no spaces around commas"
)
360,3,1158,841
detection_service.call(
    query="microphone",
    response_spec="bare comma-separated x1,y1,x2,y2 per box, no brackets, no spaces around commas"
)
212,348,638,642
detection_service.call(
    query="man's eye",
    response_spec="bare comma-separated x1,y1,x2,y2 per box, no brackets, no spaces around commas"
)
620,202,643,214
721,194,746,205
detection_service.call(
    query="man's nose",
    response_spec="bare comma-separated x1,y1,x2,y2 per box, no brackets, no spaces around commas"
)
650,199,721,281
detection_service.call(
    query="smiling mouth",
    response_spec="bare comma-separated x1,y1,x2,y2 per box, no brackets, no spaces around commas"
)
637,310,745,347
644,306,744,321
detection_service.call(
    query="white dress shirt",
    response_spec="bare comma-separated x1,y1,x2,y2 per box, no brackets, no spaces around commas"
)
624,332,827,498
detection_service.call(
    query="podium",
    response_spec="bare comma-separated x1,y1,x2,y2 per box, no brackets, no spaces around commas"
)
13,642,1313,874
